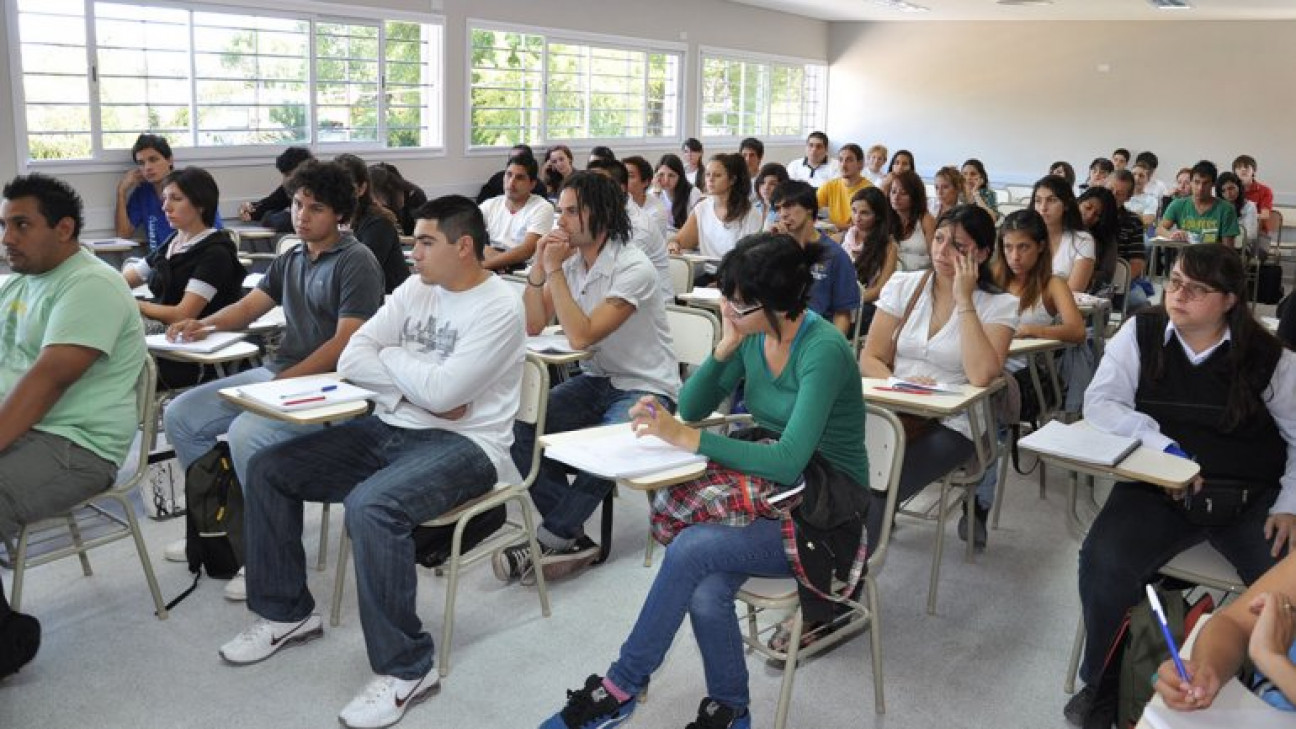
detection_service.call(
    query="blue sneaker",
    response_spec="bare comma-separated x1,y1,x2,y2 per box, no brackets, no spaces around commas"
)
685,698,751,729
539,674,636,729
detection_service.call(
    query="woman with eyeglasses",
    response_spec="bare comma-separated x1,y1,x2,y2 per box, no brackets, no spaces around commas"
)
858,204,1018,549
538,232,869,729
1069,243,1296,728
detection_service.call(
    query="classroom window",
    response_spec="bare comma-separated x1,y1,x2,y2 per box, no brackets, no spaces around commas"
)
468,23,683,149
699,51,826,140
11,0,443,163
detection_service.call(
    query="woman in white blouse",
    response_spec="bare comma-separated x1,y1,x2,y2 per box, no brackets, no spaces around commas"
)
890,170,937,272
668,154,763,278
1217,171,1260,245
1029,175,1096,292
859,204,1018,545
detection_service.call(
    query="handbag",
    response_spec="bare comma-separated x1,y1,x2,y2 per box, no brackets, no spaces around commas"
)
1179,478,1265,527
886,271,936,442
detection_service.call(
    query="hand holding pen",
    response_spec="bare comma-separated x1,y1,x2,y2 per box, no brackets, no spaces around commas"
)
166,319,216,343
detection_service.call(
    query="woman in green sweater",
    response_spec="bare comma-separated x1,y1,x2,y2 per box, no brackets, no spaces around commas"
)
538,233,869,729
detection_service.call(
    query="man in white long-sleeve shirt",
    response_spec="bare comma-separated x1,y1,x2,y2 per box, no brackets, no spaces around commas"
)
217,195,525,729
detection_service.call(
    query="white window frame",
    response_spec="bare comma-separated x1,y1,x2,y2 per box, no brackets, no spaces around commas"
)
6,0,445,173
464,18,686,156
696,45,827,145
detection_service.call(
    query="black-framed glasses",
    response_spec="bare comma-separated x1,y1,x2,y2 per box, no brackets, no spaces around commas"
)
728,300,765,317
1165,276,1220,301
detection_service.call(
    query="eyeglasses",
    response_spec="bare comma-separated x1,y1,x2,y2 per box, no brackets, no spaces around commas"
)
727,300,765,318
1165,276,1220,301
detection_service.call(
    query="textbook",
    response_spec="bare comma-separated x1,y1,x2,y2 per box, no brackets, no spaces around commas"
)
1018,420,1139,467
544,428,706,480
145,331,246,354
233,377,377,413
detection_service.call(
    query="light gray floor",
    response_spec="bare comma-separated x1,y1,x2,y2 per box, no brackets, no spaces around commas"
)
1,461,1093,729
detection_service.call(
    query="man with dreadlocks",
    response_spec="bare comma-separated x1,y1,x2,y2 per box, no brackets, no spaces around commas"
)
493,172,681,584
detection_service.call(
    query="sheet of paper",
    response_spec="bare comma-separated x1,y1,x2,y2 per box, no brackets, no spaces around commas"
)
545,429,706,480
145,331,246,354
1142,703,1293,729
526,334,579,354
234,377,376,413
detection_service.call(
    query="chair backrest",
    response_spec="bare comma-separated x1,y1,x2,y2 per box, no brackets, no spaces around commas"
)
1005,184,1034,203
992,188,1011,204
1272,208,1285,246
277,235,302,256
515,355,550,487
668,255,694,296
226,229,242,249
666,304,720,369
851,281,868,351
864,404,905,569
119,357,160,492
1110,257,1131,320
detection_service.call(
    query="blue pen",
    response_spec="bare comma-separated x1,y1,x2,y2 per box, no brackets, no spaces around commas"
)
1146,584,1190,682
280,384,338,399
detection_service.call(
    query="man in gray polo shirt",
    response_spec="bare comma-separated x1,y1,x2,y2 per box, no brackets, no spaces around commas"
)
162,160,384,599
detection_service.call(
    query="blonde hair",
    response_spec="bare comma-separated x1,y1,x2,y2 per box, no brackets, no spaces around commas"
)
867,144,888,159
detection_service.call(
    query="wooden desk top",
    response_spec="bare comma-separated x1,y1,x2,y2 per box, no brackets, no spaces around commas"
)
228,227,277,240
218,377,369,425
861,377,994,417
150,340,261,365
1009,337,1070,355
1022,421,1200,490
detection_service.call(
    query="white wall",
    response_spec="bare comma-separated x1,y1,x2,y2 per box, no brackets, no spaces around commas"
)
0,0,827,235
827,20,1296,202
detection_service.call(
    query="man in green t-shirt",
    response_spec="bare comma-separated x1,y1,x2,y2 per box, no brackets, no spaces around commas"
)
1156,159,1240,246
0,174,146,680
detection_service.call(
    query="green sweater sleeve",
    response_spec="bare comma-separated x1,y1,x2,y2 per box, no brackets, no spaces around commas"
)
676,349,746,422
696,337,850,485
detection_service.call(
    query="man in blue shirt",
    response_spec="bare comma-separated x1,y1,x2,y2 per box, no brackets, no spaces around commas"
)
769,180,860,335
115,134,222,251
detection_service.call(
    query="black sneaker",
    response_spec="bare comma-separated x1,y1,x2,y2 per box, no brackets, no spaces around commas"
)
538,674,636,729
1063,684,1117,729
685,698,751,729
0,611,41,680
957,501,990,549
539,535,600,583
492,542,538,584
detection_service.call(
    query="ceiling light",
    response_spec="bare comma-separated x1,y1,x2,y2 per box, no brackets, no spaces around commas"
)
1148,0,1193,9
874,0,931,13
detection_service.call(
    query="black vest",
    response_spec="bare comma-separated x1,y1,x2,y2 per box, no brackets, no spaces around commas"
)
1133,312,1284,487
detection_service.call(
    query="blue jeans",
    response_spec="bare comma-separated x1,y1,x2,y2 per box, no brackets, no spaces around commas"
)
512,374,673,544
1078,482,1280,684
162,367,321,483
606,519,790,709
243,416,496,679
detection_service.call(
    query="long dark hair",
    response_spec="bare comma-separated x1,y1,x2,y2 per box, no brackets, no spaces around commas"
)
1029,175,1085,232
1077,186,1119,292
561,172,632,245
936,204,1000,293
335,153,398,227
993,209,1052,312
1145,244,1283,431
1215,171,1248,217
716,232,820,340
656,153,692,229
755,162,790,210
712,153,752,224
851,186,893,287
889,170,927,240
683,137,705,189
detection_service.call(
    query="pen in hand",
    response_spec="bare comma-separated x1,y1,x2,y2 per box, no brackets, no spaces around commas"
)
169,324,216,343
1146,584,1191,683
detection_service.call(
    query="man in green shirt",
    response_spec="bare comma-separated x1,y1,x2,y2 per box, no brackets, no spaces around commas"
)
0,174,146,679
1156,160,1240,246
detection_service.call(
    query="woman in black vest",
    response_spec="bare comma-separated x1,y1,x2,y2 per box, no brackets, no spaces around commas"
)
123,166,245,388
1068,243,1296,727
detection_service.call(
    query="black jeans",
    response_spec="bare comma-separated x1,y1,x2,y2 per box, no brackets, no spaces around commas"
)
866,424,974,553
1077,481,1281,684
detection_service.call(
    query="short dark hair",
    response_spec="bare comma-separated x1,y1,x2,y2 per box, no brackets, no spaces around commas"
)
1089,157,1114,174
587,158,628,188
1049,161,1076,187
754,162,790,207
1112,148,1130,161
589,145,617,163
415,194,489,260
770,180,817,213
2,173,85,237
285,160,357,223
716,232,820,335
1232,154,1258,171
560,171,631,244
510,143,535,159
1109,168,1135,191
161,167,220,228
1190,159,1219,185
622,155,653,184
1134,151,1159,170
888,149,914,172
739,137,765,159
506,154,539,182
275,146,314,175
806,131,828,146
131,133,173,163
682,138,703,154
839,143,864,164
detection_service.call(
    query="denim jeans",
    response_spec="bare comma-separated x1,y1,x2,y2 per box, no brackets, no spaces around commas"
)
162,367,322,483
243,416,495,679
1078,481,1280,684
606,519,790,710
511,374,674,545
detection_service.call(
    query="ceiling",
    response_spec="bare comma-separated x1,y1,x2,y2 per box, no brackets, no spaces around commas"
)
726,0,1296,23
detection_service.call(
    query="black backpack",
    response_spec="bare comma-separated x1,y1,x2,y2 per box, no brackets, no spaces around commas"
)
164,443,244,611
412,505,507,569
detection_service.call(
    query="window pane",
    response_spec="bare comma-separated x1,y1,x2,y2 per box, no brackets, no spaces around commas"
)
95,4,193,147
384,21,440,148
315,22,380,143
18,1,91,159
469,28,542,147
702,53,820,139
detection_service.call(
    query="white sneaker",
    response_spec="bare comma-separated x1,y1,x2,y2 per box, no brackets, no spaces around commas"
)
163,538,187,563
224,568,246,601
337,671,440,729
218,614,323,665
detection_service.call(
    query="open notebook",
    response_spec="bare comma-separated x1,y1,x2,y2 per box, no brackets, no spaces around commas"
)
545,428,706,480
234,378,377,413
145,331,246,354
1018,420,1139,467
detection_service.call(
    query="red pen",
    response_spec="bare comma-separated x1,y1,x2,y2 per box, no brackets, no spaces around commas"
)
874,386,933,395
283,395,326,406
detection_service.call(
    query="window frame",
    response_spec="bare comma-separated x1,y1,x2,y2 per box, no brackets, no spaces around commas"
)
6,0,446,172
464,18,686,156
696,45,827,145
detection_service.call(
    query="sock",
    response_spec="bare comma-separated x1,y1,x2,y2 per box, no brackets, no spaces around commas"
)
601,676,632,704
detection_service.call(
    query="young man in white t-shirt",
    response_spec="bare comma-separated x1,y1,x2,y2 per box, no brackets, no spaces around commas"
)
495,172,681,584
786,131,839,188
217,195,526,729
479,155,555,272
